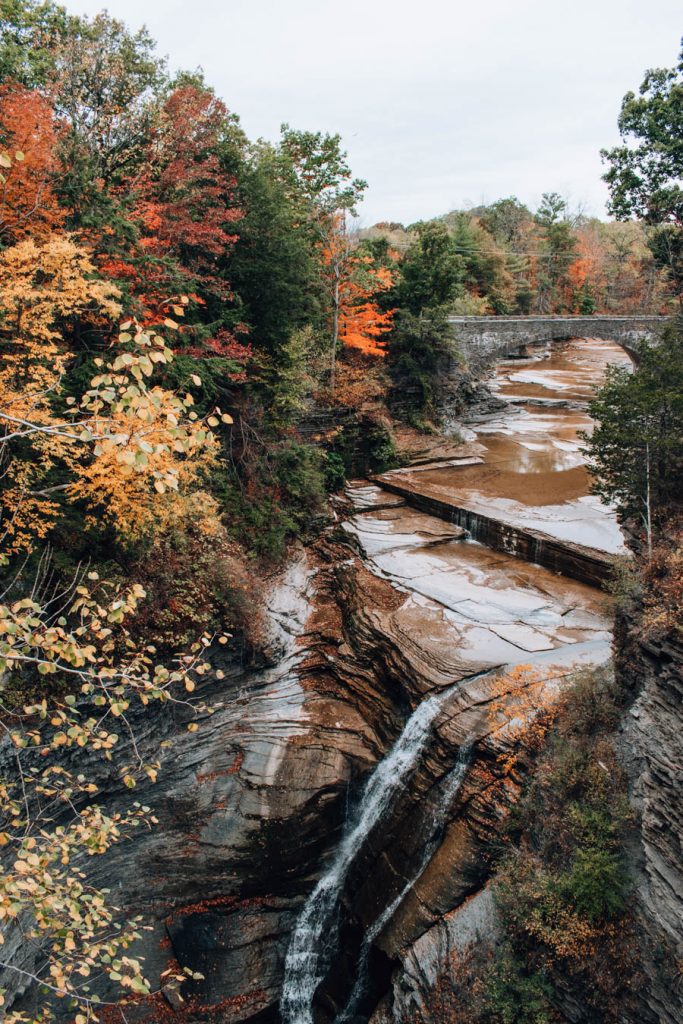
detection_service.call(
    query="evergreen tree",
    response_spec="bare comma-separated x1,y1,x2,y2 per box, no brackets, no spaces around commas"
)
392,220,463,314
582,322,683,545
227,142,325,353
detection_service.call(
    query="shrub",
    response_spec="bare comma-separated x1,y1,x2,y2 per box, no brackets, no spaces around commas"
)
558,846,627,922
482,944,555,1024
128,494,261,653
638,527,683,640
324,450,347,491
331,413,398,477
483,666,640,1021
222,439,329,560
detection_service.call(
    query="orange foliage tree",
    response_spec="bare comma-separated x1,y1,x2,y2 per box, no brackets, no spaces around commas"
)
323,216,395,380
338,258,395,356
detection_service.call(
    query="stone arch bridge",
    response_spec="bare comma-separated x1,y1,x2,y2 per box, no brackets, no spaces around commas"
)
449,315,668,365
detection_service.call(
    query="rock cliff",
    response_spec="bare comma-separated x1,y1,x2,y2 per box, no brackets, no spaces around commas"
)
618,624,683,1024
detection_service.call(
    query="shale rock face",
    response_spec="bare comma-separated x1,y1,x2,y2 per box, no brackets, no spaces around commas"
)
4,552,402,1023
3,507,613,1024
620,629,683,1024
368,887,500,1024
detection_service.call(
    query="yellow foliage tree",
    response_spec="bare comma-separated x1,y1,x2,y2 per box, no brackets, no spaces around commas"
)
0,236,121,553
0,236,233,1020
70,322,225,541
0,237,232,551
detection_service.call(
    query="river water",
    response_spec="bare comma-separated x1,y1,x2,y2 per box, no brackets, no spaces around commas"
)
281,336,628,1023
381,336,633,555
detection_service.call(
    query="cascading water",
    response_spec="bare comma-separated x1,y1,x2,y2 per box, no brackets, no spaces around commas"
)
333,743,472,1024
279,688,470,1024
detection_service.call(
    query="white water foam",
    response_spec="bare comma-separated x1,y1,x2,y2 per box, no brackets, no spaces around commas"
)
280,688,468,1024
333,744,472,1023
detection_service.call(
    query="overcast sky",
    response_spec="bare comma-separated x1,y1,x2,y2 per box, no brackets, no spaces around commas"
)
67,0,681,226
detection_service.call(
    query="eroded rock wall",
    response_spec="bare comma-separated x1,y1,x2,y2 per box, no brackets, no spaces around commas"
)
618,624,683,1024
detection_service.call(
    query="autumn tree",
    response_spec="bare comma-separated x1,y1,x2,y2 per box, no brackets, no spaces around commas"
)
279,125,366,387
0,236,121,553
126,84,243,319
0,82,63,244
337,252,395,357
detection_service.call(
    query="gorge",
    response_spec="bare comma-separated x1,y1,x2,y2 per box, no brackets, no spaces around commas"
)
14,332,653,1024
1,15,682,1024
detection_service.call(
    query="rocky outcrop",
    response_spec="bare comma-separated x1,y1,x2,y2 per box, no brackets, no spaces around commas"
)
3,552,404,1022
618,625,683,1024
368,886,500,1024
367,617,683,1024
3,509,614,1024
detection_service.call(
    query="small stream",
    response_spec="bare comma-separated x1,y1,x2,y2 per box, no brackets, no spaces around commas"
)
280,336,629,1023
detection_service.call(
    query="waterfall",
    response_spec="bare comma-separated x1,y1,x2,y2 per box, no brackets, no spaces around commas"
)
333,745,472,1024
280,689,466,1024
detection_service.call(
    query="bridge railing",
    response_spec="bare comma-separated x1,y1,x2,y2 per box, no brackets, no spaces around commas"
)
447,315,668,324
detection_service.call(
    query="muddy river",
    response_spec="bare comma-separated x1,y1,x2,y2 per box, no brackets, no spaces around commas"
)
343,336,632,668
283,336,631,1022
381,336,633,555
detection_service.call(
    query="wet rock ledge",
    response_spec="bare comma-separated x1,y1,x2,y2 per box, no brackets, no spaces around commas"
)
369,474,614,588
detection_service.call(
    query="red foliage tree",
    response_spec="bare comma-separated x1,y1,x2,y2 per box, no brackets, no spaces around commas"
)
98,84,245,349
135,86,242,296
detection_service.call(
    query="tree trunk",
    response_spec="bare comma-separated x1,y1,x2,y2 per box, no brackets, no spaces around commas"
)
331,266,339,393
644,441,653,561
